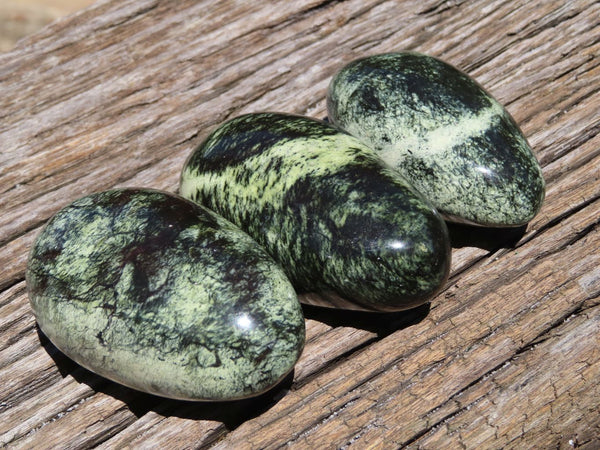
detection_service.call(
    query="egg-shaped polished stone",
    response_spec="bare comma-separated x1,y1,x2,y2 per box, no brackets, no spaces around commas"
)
180,113,451,312
26,188,305,401
327,52,545,227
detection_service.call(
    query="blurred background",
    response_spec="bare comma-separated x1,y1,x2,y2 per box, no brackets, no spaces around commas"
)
1,0,95,52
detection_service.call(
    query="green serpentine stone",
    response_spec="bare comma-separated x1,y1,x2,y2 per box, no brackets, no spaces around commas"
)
180,113,451,312
26,188,305,401
327,52,545,227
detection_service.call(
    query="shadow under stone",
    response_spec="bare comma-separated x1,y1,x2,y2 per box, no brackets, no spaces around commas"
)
36,325,297,429
301,301,431,338
446,222,527,251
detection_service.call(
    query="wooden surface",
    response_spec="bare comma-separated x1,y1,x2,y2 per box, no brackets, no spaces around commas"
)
1,0,599,448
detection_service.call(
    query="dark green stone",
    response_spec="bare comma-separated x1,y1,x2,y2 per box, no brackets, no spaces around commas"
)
26,188,305,401
327,52,545,227
180,113,451,312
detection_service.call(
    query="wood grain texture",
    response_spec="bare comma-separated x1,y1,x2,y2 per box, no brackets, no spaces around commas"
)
1,0,599,448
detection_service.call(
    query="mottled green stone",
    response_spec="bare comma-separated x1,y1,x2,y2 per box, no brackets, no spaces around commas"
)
327,52,545,227
26,188,305,401
180,113,451,312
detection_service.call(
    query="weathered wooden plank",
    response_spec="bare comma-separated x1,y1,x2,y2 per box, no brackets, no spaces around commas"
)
1,0,599,448
415,304,600,448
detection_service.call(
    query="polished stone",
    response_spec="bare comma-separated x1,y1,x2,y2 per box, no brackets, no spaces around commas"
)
180,113,451,312
327,52,545,227
26,188,305,401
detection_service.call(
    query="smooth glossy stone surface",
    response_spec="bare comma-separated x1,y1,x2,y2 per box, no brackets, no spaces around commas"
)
327,52,545,227
180,113,451,312
26,188,305,401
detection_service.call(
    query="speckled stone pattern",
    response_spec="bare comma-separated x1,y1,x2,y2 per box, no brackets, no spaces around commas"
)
180,113,451,312
26,188,305,401
327,52,545,227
